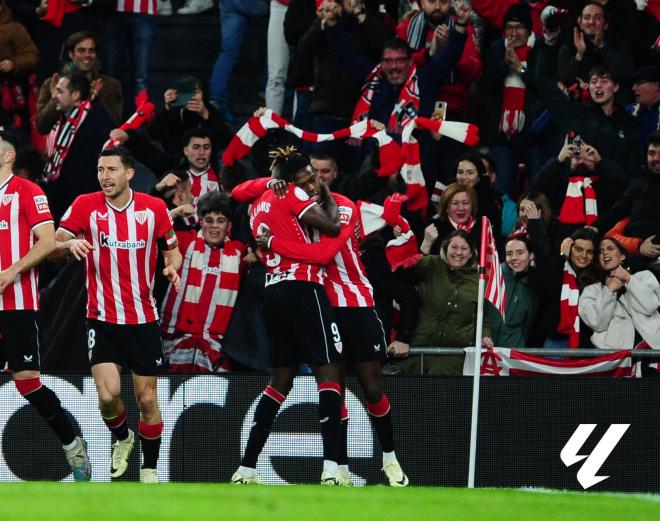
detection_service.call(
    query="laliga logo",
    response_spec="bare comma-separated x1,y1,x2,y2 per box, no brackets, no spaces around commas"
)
560,424,630,489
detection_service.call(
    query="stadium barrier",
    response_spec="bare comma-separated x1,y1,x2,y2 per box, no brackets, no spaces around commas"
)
0,372,658,491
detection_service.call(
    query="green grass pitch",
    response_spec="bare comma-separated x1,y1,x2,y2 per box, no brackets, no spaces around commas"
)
0,483,658,521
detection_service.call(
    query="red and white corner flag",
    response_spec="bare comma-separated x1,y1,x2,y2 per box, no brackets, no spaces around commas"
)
480,216,507,319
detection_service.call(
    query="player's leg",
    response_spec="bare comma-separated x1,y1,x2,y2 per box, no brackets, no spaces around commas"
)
93,361,134,478
133,373,162,484
314,362,343,485
232,365,297,484
336,362,352,486
354,360,407,486
1,311,90,481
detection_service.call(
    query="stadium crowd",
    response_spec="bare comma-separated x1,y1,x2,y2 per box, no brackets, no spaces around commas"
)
0,0,659,488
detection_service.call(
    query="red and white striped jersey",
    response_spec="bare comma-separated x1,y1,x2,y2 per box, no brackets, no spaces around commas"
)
249,184,323,287
188,167,219,204
116,0,157,15
270,193,374,307
0,175,53,311
59,190,177,325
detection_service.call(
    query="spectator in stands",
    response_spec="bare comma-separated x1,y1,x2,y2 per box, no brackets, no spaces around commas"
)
36,31,122,132
161,191,246,372
593,133,660,275
321,0,470,137
533,133,629,236
536,39,644,176
453,151,502,238
208,0,270,122
41,72,112,220
422,182,481,255
579,236,660,351
556,2,635,106
151,77,233,163
284,0,318,129
0,0,39,131
399,230,493,375
480,152,517,238
514,190,563,263
101,1,158,97
530,227,600,349
627,65,660,148
488,236,538,347
396,0,482,120
478,3,554,198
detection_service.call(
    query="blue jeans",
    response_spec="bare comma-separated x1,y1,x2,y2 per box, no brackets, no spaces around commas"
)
101,13,157,97
209,0,269,106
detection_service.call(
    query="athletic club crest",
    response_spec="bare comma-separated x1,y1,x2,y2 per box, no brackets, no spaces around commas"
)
135,210,148,225
2,194,14,206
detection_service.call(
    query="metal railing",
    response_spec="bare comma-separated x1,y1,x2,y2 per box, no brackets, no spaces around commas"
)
406,347,660,375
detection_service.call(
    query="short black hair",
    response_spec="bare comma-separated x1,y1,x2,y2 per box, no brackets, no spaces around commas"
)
588,65,619,85
98,146,136,170
62,72,91,101
648,132,660,148
197,190,231,219
383,38,412,57
310,152,338,171
454,152,487,178
183,128,213,147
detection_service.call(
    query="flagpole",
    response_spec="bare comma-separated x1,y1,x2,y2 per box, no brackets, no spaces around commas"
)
468,217,489,488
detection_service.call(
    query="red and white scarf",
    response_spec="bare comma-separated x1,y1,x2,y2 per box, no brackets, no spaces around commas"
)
161,233,244,372
103,91,155,149
449,216,476,232
357,194,422,271
557,176,598,226
401,117,480,211
222,109,403,177
352,63,420,134
499,34,535,137
44,100,91,183
557,260,580,348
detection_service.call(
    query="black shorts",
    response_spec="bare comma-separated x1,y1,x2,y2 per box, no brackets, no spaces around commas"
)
0,311,41,373
333,307,388,364
86,319,166,376
264,281,343,368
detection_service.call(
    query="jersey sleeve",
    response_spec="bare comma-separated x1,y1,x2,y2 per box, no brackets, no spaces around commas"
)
230,177,272,203
270,199,356,265
23,182,53,230
58,196,87,237
154,198,178,251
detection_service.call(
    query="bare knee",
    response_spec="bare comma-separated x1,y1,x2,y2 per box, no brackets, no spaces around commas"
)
136,387,158,416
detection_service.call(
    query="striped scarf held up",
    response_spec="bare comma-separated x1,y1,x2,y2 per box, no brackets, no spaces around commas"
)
557,176,598,226
44,100,91,183
557,260,580,348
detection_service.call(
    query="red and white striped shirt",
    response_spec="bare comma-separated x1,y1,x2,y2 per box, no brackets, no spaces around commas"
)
270,194,374,307
248,184,323,287
116,0,157,15
0,175,53,311
188,168,219,204
59,190,177,325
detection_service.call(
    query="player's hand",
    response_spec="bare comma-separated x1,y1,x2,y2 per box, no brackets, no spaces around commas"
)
267,178,287,198
155,173,181,192
68,239,94,261
387,340,410,359
256,229,273,251
0,267,19,295
163,265,181,291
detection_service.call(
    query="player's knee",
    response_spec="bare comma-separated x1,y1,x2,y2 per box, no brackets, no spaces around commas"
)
364,385,383,405
97,385,121,407
136,389,158,415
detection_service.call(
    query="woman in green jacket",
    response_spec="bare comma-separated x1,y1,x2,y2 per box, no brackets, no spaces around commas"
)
399,230,493,375
488,236,539,347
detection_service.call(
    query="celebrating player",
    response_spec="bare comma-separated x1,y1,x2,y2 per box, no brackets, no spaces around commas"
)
51,146,182,483
255,166,409,487
0,135,91,481
231,147,346,485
